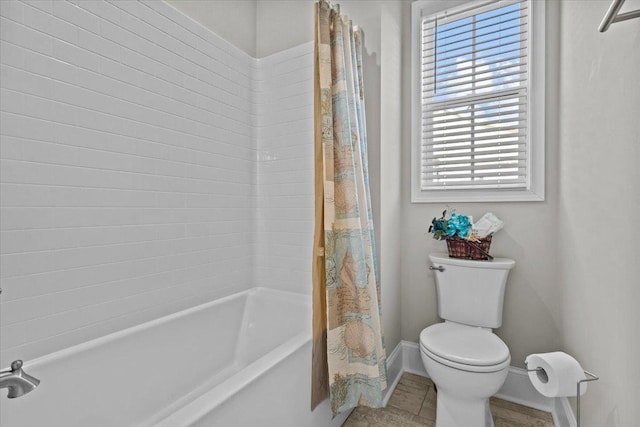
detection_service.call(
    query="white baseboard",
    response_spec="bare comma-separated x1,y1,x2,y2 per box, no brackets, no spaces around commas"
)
494,366,554,412
400,340,428,377
386,341,574,427
382,341,404,406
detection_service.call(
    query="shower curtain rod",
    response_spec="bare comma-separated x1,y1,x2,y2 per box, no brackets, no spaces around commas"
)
599,0,640,32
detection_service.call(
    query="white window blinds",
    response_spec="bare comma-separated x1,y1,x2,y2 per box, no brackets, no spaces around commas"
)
421,0,530,191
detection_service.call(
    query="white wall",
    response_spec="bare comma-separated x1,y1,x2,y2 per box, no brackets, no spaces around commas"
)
167,0,257,57
0,0,364,369
255,42,315,293
377,0,405,365
256,1,313,58
0,0,258,367
557,1,640,425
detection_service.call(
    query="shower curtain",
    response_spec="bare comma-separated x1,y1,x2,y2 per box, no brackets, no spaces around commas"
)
312,0,386,416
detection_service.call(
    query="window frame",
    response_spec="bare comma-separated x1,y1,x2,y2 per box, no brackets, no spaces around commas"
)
411,0,545,203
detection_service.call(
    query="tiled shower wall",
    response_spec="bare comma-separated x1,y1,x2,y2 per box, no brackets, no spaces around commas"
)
0,1,259,366
255,43,314,294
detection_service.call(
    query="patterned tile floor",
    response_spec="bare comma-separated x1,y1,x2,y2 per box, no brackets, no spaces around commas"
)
343,373,555,427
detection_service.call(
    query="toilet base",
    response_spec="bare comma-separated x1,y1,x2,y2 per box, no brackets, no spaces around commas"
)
435,389,494,427
420,347,508,427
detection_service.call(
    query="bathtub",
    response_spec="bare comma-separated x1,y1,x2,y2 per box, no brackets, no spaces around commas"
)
0,288,350,426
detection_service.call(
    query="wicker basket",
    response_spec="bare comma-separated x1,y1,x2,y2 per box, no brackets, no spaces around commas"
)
446,236,492,260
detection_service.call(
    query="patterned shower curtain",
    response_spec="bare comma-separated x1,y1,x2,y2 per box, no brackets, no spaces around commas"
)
312,0,387,416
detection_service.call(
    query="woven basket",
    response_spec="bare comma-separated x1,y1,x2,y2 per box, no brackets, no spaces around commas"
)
446,236,492,260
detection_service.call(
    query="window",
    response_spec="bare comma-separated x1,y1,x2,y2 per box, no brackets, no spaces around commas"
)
411,0,545,202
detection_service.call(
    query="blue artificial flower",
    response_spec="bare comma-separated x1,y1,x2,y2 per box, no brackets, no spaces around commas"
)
449,212,471,238
432,218,446,232
430,217,449,240
429,210,473,240
446,221,457,237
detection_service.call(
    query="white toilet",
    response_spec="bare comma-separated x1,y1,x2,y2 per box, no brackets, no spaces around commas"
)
420,253,515,427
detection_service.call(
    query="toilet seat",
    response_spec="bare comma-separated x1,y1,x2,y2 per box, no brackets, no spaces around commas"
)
420,323,510,373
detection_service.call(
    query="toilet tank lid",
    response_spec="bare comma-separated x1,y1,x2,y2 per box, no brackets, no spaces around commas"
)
420,323,510,366
429,253,515,270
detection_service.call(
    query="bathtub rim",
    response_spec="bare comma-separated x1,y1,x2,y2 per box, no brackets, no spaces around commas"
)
17,287,310,371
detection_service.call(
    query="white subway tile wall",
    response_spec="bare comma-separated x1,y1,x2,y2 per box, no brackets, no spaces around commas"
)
0,0,264,366
255,43,314,294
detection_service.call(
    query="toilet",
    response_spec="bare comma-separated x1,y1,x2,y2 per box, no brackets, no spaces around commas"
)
420,253,515,427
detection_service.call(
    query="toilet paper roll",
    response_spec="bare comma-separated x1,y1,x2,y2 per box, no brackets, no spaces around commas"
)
525,352,587,397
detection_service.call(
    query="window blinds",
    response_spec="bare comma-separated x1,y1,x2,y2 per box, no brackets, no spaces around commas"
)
421,0,529,191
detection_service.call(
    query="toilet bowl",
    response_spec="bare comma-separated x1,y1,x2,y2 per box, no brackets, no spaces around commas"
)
422,254,515,427
420,322,510,427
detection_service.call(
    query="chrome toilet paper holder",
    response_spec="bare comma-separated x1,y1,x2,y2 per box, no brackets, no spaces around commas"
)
525,361,599,427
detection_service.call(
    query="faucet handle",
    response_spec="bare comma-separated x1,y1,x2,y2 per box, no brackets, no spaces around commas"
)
1,359,40,398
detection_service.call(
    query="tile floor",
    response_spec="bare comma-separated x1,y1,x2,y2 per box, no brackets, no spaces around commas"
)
343,373,555,427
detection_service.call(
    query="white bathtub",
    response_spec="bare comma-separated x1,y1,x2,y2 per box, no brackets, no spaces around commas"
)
0,288,349,426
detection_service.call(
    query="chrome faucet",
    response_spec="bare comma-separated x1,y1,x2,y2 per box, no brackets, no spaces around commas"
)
0,360,40,398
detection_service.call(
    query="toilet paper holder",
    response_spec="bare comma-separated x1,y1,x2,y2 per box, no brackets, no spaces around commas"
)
525,361,599,427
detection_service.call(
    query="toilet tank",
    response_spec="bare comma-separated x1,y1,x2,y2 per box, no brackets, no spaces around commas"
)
429,253,515,329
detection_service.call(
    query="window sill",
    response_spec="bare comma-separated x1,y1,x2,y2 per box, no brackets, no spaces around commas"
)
411,188,545,203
